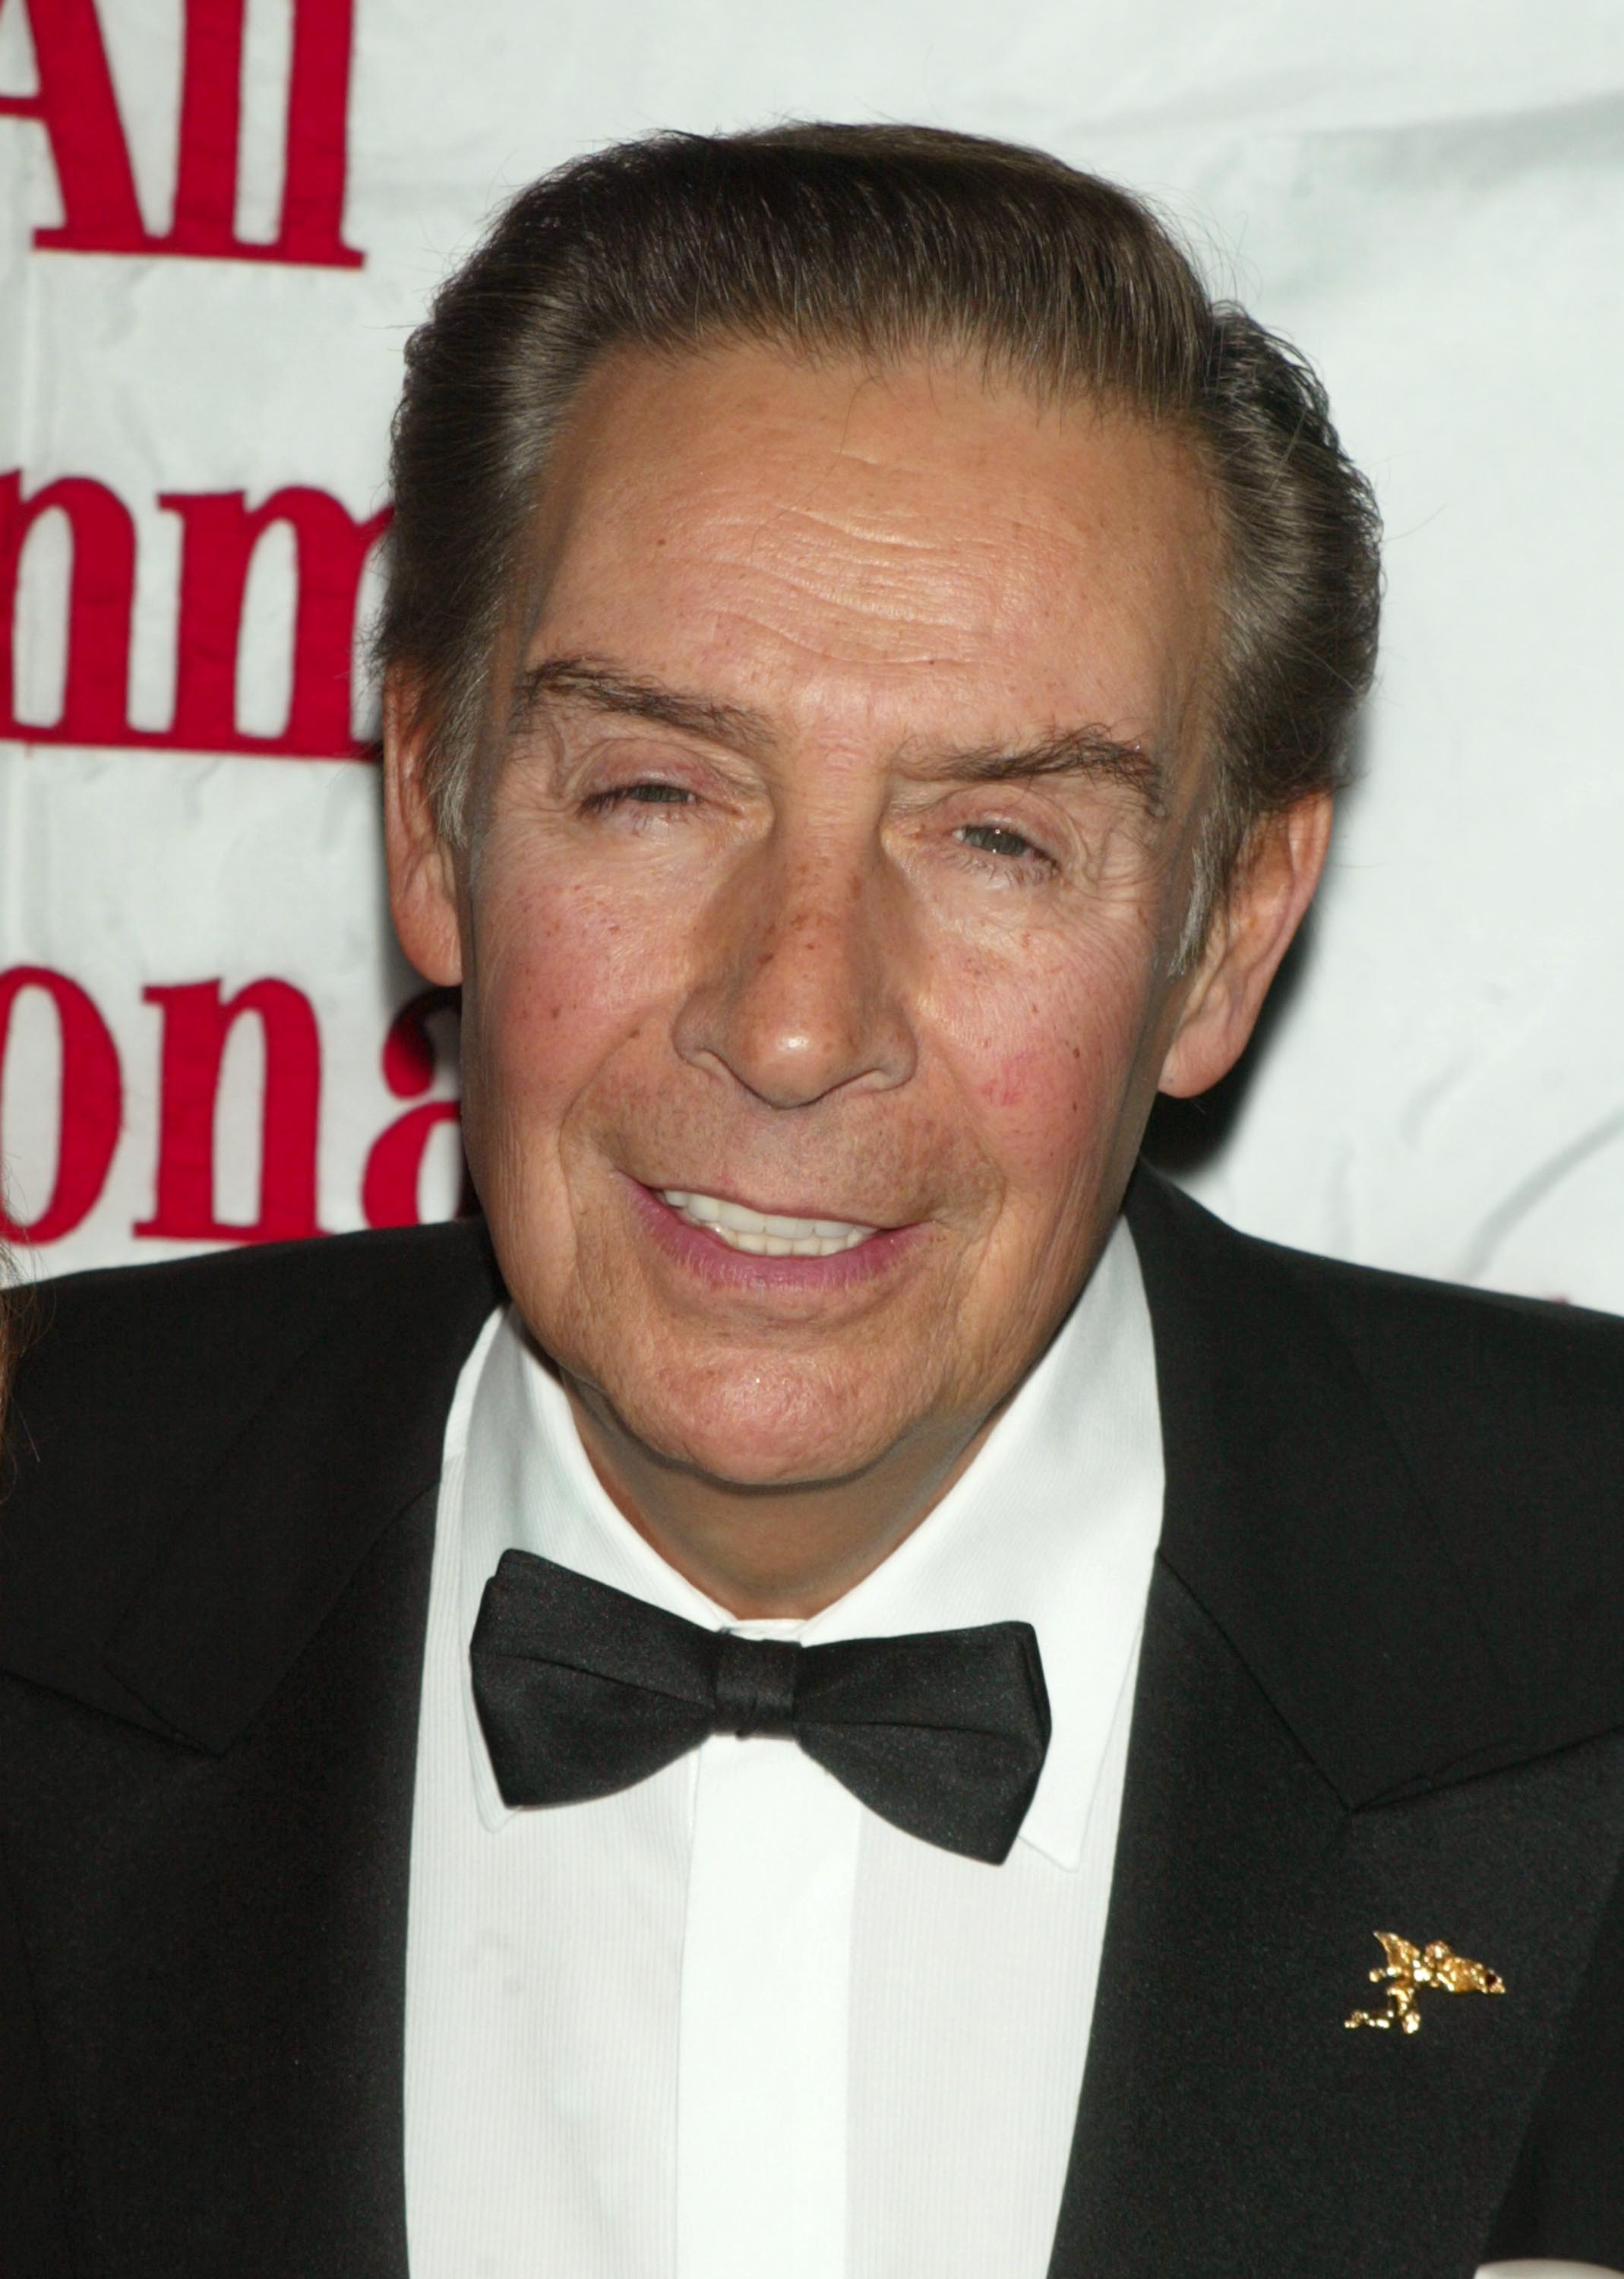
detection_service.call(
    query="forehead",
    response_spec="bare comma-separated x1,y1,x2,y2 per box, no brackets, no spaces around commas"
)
520,342,1221,756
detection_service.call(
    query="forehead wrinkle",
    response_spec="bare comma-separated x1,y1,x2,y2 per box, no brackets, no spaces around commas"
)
694,523,1038,676
743,496,1060,609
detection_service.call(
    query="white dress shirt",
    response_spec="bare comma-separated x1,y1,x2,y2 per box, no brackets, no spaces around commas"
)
404,1218,1162,2277
400,1215,1601,2279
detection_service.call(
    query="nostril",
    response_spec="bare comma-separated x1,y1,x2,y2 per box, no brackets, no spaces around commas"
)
672,877,916,1106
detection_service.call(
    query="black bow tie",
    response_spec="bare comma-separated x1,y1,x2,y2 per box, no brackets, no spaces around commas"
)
470,1550,1051,1864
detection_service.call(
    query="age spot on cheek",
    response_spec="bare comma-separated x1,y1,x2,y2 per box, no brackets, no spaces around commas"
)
980,1058,1028,1111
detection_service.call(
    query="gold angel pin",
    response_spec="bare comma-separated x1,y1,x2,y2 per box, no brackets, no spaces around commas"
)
1344,1931,1505,2034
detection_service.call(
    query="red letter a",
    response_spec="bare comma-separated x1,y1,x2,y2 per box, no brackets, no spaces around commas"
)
0,0,150,253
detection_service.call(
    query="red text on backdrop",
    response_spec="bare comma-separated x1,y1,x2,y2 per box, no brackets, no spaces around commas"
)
0,973,466,1246
0,0,362,265
0,470,387,756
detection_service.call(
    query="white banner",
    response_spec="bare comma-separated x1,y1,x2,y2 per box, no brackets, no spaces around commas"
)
3,0,1621,1308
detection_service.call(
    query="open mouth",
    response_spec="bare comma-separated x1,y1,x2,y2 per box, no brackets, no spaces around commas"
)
657,1189,877,1259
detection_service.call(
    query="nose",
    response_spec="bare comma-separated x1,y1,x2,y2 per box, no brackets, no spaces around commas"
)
672,829,918,1110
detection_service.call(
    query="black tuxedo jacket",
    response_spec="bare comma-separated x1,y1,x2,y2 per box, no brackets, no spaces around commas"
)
3,1168,1622,2277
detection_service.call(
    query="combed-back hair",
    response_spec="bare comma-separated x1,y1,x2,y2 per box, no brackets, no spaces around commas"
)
378,122,1380,925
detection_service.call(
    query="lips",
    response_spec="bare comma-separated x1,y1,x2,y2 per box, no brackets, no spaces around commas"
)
657,1188,877,1257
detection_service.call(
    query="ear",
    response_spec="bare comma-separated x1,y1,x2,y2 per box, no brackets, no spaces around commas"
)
381,669,464,987
1158,792,1332,1099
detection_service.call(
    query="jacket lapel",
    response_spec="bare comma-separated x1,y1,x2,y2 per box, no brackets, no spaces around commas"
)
1043,1173,1624,2277
2,1486,438,2277
1048,1562,1624,2279
0,1220,504,2277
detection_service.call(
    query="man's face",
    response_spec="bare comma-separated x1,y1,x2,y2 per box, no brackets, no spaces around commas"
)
391,346,1291,1489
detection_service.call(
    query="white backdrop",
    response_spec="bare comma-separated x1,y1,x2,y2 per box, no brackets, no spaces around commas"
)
2,0,1622,1307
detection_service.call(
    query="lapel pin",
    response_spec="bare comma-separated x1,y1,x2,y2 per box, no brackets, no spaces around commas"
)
1344,1931,1505,2034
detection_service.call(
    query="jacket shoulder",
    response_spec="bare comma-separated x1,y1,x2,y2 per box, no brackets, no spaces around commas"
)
9,1218,501,1480
1138,1174,1624,1736
1136,1168,1624,1445
1,1223,504,1725
1268,1224,1624,1418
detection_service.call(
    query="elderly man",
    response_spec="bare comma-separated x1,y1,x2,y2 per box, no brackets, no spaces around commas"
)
2,126,1622,2279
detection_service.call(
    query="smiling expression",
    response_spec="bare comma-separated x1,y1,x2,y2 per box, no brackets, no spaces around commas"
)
392,343,1236,1490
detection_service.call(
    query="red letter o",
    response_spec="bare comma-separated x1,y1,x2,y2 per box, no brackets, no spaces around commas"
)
0,966,123,1243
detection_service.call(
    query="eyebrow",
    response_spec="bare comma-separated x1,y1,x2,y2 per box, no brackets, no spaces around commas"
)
510,653,1166,813
929,725,1167,812
508,654,773,756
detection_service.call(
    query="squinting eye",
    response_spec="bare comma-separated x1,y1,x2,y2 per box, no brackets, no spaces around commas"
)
956,822,1044,862
586,781,694,811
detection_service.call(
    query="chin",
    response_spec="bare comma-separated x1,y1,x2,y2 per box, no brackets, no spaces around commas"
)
607,1349,908,1491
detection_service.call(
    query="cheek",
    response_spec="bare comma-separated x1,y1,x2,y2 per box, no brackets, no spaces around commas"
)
956,937,1155,1190
466,865,666,1133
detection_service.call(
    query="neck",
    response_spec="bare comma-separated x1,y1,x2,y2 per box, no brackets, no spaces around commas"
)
561,1382,1003,1619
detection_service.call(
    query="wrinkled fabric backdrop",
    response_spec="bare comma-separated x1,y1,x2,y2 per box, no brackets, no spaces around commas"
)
1,0,1620,1306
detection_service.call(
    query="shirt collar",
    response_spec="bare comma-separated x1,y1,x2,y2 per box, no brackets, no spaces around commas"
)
452,1216,1164,1868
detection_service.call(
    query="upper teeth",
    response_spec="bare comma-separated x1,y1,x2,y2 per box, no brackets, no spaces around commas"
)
659,1190,877,1257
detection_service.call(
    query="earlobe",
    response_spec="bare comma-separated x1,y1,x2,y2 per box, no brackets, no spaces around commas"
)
1157,792,1333,1100
381,672,466,988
